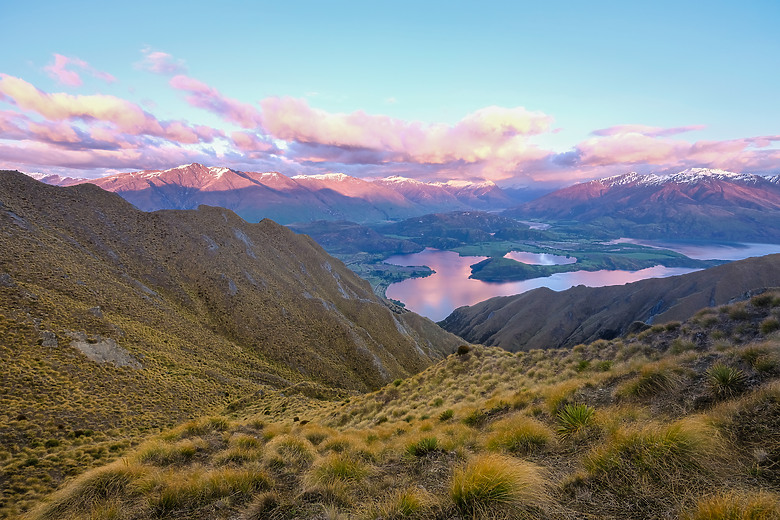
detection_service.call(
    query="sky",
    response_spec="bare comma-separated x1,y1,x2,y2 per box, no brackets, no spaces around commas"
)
1,0,779,187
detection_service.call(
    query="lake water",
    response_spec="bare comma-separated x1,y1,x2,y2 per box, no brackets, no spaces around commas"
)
610,239,780,261
384,248,699,321
504,251,577,265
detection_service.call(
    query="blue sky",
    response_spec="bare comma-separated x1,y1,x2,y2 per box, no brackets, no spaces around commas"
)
1,0,778,185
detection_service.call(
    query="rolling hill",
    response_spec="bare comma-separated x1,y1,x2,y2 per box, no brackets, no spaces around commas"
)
440,253,780,351
505,168,780,242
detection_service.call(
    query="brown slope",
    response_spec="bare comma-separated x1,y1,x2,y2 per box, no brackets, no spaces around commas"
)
0,170,460,392
440,254,780,351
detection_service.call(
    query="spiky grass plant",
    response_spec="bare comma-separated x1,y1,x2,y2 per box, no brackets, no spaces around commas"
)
485,415,554,454
449,454,547,518
556,403,595,438
706,363,748,398
405,436,439,457
684,490,780,520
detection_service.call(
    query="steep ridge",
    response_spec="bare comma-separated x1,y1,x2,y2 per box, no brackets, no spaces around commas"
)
0,170,459,390
505,168,780,242
440,254,780,351
35,164,526,224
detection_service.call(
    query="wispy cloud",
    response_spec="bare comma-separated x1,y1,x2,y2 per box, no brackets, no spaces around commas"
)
170,75,263,129
44,54,116,87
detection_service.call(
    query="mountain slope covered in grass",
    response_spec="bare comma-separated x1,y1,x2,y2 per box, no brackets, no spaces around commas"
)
441,254,780,351
28,293,780,519
0,170,460,516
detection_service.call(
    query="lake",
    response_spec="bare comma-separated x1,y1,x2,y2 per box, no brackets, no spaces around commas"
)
609,239,780,261
504,251,577,265
384,248,699,321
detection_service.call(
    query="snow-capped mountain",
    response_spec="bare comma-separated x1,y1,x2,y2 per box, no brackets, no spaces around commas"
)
505,168,780,242
25,164,523,224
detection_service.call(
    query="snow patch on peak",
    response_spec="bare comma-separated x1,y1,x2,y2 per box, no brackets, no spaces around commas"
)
209,167,232,179
640,168,759,186
380,176,426,185
292,173,355,182
600,172,641,187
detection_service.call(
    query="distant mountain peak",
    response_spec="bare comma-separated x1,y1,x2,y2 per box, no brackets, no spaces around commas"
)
292,172,355,182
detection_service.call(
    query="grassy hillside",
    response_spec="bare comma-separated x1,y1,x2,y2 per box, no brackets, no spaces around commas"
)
26,293,780,519
0,171,460,517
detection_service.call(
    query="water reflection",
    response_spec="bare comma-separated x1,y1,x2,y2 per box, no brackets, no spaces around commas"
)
384,248,698,321
504,251,577,265
609,239,780,261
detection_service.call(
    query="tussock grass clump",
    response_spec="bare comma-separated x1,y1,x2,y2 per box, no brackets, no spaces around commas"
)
369,487,436,519
556,403,595,438
684,490,780,520
304,453,369,487
29,461,147,520
263,434,316,469
135,438,207,466
146,465,273,515
449,453,547,518
707,363,748,398
485,415,554,454
585,419,721,490
617,362,679,398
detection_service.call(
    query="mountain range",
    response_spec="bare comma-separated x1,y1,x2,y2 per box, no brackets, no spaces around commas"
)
440,253,780,351
30,164,533,224
505,168,780,242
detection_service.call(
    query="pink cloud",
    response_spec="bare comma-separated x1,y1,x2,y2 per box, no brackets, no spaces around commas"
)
259,96,552,169
137,48,187,76
0,74,222,145
44,54,116,87
170,75,263,128
231,131,277,153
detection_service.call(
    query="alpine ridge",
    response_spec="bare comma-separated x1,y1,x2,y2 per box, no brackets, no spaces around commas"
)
505,168,780,242
33,164,531,224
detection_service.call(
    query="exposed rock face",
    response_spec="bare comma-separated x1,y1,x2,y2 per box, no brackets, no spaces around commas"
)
67,332,141,369
440,254,780,351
